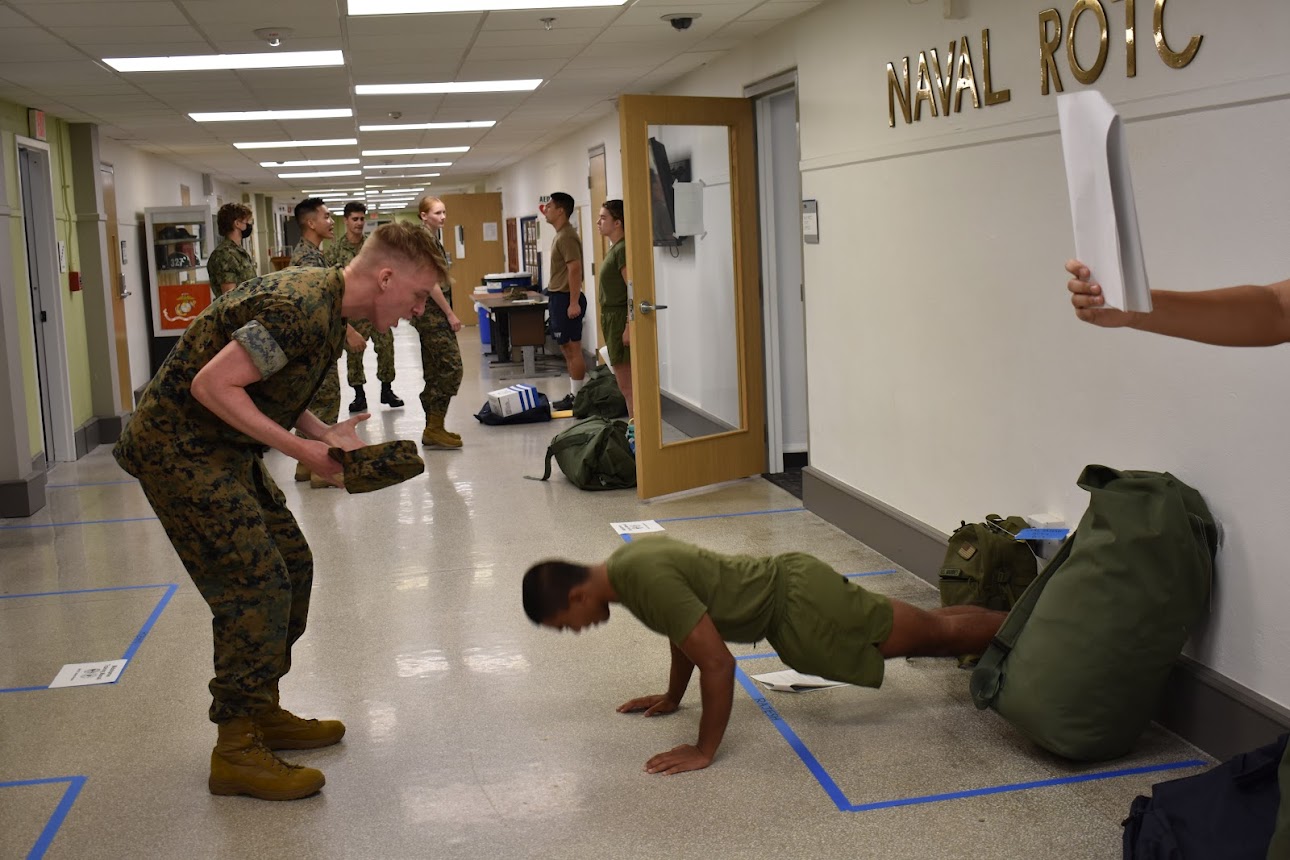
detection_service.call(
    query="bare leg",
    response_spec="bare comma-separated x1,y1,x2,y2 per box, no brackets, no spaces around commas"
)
560,341,586,381
613,360,633,420
878,600,1006,659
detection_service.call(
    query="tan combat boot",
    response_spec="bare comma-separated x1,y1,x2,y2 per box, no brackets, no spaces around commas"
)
308,473,340,489
421,413,462,449
294,462,310,482
256,707,346,750
208,716,325,801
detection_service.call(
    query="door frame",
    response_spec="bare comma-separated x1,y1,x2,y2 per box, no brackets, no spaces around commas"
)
101,162,133,409
17,135,74,464
748,71,809,474
619,93,766,499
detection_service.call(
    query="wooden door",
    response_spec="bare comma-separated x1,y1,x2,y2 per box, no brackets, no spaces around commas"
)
619,94,765,499
438,192,504,326
101,164,132,408
506,217,518,272
588,146,608,346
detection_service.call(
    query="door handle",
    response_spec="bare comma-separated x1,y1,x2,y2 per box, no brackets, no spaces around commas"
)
639,300,668,315
118,274,132,299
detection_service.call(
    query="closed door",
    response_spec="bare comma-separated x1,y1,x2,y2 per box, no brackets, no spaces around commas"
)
101,164,132,408
619,94,766,499
439,192,505,326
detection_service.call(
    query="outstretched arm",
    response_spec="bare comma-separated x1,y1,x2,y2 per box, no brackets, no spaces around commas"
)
1067,259,1290,346
643,614,734,776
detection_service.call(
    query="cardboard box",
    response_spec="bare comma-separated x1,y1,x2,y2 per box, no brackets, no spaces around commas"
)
487,384,540,417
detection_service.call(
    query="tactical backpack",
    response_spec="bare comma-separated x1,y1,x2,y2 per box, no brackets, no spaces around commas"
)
473,393,552,425
533,416,636,490
572,364,628,420
971,465,1218,761
938,515,1038,611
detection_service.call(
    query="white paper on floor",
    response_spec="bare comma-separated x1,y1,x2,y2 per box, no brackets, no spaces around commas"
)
750,669,849,693
611,520,665,535
49,659,127,688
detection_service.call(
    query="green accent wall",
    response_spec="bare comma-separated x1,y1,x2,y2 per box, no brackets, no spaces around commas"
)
0,99,90,460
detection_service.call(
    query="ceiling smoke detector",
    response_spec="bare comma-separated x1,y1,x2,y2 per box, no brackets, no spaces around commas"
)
540,17,556,31
252,27,293,48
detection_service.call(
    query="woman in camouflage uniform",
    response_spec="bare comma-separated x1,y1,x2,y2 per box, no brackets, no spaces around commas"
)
114,221,445,801
412,195,465,449
206,202,257,298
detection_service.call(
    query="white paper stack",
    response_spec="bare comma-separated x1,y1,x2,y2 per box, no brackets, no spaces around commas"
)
1057,90,1152,314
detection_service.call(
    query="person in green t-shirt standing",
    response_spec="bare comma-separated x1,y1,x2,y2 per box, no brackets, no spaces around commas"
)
523,536,1006,776
596,200,632,428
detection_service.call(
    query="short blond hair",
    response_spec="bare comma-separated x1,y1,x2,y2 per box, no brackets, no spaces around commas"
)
357,221,448,282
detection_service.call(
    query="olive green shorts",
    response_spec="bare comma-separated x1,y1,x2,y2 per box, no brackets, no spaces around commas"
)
600,307,630,366
767,553,894,688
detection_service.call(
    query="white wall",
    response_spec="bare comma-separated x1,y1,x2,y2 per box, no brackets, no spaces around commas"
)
99,139,241,392
489,0,1290,709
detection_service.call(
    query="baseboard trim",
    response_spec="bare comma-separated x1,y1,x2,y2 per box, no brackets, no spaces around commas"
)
659,392,736,440
0,466,47,518
72,414,129,460
800,465,1290,761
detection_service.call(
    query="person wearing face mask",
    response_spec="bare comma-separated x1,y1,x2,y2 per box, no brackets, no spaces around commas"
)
208,203,258,298
410,195,464,449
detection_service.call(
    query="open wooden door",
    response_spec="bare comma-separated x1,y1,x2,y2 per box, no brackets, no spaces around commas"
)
619,94,765,499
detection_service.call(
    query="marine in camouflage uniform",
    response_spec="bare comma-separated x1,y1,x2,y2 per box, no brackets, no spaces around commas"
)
206,236,257,298
324,234,399,402
410,229,463,447
290,238,342,482
113,266,349,799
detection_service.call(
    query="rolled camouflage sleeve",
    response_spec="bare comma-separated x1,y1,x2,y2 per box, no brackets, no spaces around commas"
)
232,320,289,379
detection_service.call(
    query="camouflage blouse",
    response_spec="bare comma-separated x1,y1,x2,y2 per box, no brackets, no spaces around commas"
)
323,235,364,268
290,237,326,268
114,268,347,472
206,237,257,297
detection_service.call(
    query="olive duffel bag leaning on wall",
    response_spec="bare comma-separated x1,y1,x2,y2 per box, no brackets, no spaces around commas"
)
969,465,1219,762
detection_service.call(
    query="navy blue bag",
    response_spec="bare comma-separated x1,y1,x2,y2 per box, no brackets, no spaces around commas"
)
1123,734,1287,859
474,394,552,426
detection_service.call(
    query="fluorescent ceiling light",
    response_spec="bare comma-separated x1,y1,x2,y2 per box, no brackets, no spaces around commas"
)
104,50,344,73
349,0,627,14
277,169,362,178
260,158,360,167
236,138,357,150
301,188,363,194
363,162,451,170
191,109,352,122
358,120,495,132
373,173,441,179
362,147,468,156
355,80,540,95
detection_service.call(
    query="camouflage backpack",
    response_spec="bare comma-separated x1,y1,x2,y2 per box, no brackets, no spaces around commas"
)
938,515,1038,611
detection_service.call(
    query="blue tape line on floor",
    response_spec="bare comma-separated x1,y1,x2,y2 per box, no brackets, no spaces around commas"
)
735,659,1208,813
0,775,87,860
0,584,176,694
844,569,897,578
654,507,806,524
0,516,159,531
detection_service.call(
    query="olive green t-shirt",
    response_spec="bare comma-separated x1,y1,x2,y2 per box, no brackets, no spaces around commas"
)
546,224,582,293
206,237,257,297
607,536,780,645
598,239,628,308
114,268,346,473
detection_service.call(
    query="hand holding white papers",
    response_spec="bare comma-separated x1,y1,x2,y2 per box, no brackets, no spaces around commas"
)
1057,91,1153,314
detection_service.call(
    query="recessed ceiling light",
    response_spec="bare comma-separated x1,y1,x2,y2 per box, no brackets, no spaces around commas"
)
348,0,627,14
355,80,540,95
259,158,361,167
235,138,358,150
361,147,468,156
358,120,496,132
362,162,452,170
192,109,352,122
277,169,363,178
104,50,343,73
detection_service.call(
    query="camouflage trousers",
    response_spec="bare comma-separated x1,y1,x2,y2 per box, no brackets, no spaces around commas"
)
410,308,462,416
138,451,312,723
346,318,395,387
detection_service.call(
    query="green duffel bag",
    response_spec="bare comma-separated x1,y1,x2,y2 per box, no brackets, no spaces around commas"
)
970,465,1218,761
533,416,636,491
572,364,628,420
